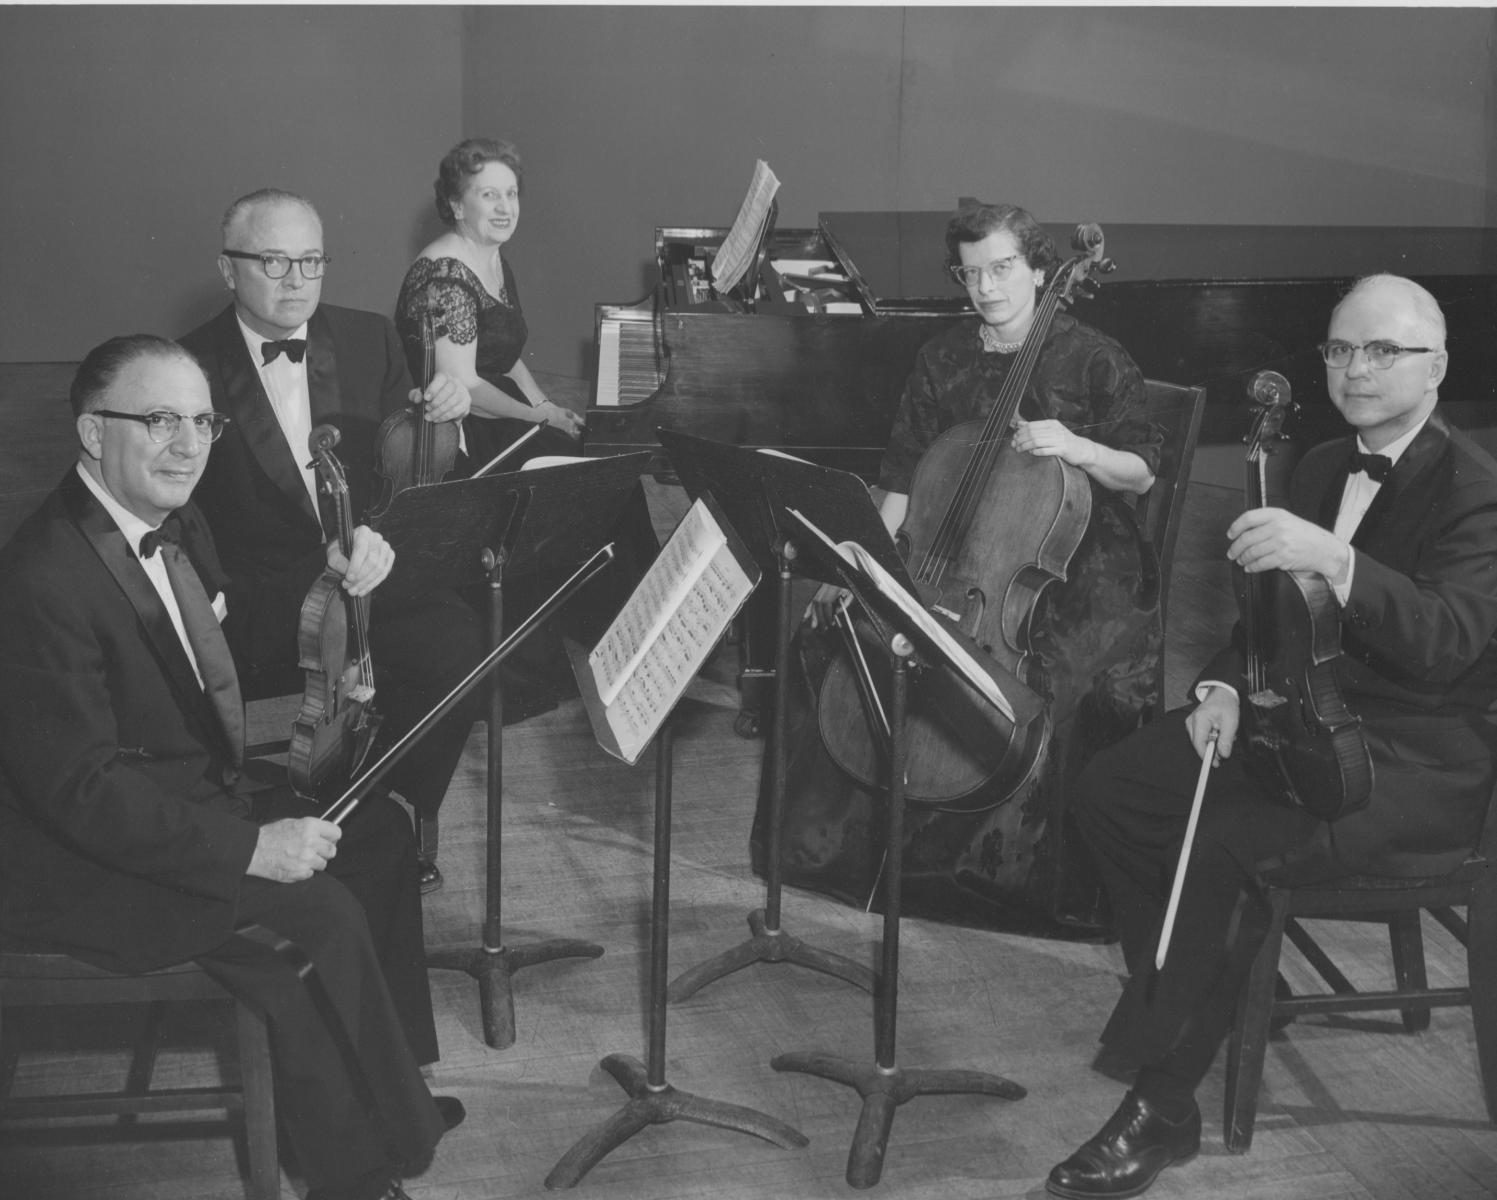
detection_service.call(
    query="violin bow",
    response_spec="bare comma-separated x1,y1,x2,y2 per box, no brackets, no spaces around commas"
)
1155,730,1218,971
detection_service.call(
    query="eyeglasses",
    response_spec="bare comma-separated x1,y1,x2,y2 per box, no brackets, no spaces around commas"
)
1318,340,1437,371
948,255,1021,288
95,410,230,443
222,250,331,279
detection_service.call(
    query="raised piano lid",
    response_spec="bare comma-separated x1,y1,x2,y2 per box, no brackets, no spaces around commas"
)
820,210,1497,302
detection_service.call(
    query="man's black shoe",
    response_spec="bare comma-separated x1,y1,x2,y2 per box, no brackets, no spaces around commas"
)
1046,1091,1200,1198
418,858,443,894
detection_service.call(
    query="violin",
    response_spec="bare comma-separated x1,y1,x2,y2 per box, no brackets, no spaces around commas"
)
370,297,458,520
1233,371,1373,820
817,226,1113,811
289,425,382,798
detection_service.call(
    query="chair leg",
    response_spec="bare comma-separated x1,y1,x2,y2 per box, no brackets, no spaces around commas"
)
234,999,281,1200
1387,910,1432,1032
1467,873,1497,1124
1224,888,1292,1153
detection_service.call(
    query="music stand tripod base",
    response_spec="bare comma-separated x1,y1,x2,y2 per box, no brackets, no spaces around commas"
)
544,1052,808,1190
667,906,874,1002
547,721,807,1188
770,641,1025,1189
427,938,604,1051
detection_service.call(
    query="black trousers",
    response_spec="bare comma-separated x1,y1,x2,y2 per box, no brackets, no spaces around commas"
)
1073,708,1326,1088
367,586,486,820
199,787,443,1195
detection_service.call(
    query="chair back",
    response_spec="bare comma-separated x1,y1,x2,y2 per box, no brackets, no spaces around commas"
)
1139,380,1206,618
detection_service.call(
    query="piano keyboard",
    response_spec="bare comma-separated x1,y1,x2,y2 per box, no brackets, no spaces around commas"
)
593,313,663,407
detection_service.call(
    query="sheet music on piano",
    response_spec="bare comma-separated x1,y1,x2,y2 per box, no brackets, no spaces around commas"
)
711,159,780,295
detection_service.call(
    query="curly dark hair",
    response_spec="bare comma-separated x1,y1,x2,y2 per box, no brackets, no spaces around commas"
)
433,138,523,226
943,201,1058,276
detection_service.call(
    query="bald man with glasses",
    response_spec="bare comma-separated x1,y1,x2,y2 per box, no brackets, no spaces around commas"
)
1046,274,1497,1199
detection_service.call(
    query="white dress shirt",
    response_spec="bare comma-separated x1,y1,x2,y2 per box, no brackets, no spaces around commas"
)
236,315,321,522
76,464,227,688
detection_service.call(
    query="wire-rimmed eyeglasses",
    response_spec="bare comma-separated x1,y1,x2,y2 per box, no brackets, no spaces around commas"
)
1318,340,1437,371
222,250,331,279
95,410,230,443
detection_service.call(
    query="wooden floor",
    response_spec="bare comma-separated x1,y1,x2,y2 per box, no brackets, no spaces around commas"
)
2,374,1496,1199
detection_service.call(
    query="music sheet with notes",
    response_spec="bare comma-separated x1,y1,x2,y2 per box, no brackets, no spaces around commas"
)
710,159,780,295
587,499,756,763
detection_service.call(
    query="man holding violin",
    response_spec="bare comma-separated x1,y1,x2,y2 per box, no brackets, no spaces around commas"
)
0,336,461,1200
1047,274,1497,1198
181,188,483,892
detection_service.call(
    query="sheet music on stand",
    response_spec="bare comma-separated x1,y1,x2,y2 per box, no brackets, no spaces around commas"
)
575,496,760,764
711,159,780,294
784,507,1017,725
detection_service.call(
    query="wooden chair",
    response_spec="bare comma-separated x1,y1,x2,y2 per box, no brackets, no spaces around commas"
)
0,949,281,1199
1138,379,1207,642
1221,789,1497,1152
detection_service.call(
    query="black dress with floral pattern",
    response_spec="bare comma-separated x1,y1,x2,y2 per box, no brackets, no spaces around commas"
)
758,313,1166,937
394,256,571,471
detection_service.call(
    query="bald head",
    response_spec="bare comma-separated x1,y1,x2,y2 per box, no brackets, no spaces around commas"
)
220,188,321,246
1332,274,1447,351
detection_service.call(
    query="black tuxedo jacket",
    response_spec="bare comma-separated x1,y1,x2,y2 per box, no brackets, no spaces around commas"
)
1202,410,1497,875
0,470,261,971
180,303,412,684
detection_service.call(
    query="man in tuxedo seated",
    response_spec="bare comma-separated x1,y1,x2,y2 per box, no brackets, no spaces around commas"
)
1047,275,1497,1198
0,336,463,1200
180,187,502,893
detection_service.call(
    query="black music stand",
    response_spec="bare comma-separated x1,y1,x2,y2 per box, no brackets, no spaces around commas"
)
377,452,652,1049
768,513,1026,1189
656,428,893,1002
546,597,807,1187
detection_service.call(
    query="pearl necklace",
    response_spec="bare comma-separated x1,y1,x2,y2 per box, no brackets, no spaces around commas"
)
980,324,1024,354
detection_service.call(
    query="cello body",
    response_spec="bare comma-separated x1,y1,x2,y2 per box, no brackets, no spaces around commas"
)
817,226,1111,812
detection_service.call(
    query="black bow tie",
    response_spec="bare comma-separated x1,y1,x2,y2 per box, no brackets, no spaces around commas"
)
1348,450,1394,484
261,338,307,365
138,516,181,560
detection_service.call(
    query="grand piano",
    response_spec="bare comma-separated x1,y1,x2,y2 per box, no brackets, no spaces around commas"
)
587,212,1497,476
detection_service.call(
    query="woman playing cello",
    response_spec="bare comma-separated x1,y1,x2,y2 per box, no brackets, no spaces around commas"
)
775,200,1164,935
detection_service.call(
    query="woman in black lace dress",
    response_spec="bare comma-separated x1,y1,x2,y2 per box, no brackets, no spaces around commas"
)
395,138,582,472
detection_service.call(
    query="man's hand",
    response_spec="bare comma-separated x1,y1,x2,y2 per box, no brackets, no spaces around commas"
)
1227,507,1352,585
326,525,394,596
1011,418,1097,469
1186,686,1240,761
247,817,341,882
416,373,470,424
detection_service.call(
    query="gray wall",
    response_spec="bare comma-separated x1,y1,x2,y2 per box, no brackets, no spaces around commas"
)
3,6,1494,374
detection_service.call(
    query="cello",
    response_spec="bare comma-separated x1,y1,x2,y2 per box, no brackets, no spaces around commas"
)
370,296,458,520
289,425,382,798
1233,370,1373,820
817,225,1113,811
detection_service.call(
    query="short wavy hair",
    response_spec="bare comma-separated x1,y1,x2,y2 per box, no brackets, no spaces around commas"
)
943,201,1058,277
70,335,205,417
433,138,523,226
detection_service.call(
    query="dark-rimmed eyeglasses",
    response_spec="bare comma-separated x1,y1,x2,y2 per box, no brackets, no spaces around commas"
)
1318,340,1437,371
948,255,1021,288
95,410,230,443
222,250,331,279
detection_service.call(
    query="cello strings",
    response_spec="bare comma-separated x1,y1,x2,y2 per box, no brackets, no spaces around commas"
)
917,286,1062,587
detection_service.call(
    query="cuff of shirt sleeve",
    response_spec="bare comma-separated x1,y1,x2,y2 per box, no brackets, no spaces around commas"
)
1195,680,1238,703
1332,549,1355,607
